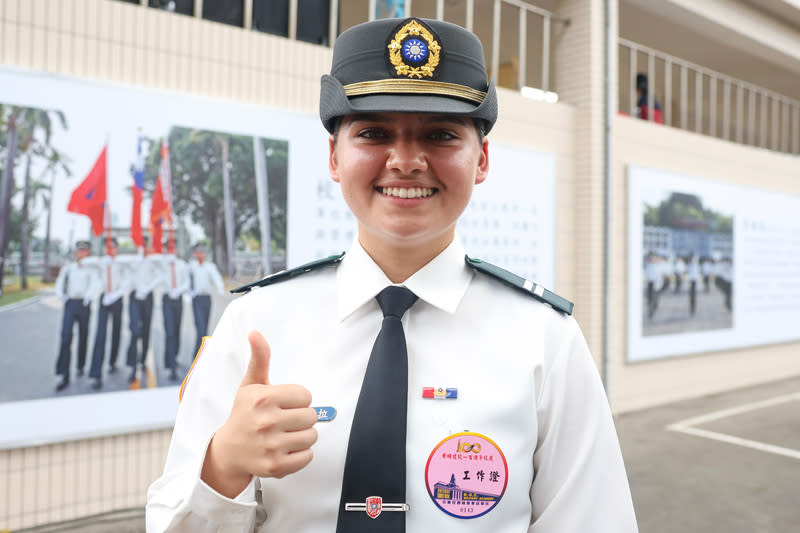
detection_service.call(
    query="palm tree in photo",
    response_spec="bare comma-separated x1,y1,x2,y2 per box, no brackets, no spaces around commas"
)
15,108,68,289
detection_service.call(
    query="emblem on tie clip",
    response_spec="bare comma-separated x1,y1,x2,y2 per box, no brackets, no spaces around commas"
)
345,496,410,519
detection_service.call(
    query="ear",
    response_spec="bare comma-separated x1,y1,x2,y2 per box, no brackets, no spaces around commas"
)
474,138,489,185
329,135,341,183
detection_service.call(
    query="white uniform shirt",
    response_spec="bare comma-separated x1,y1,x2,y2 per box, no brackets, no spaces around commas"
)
98,255,131,305
686,258,701,282
188,260,225,296
674,258,686,276
146,240,638,532
158,255,191,299
54,260,99,303
128,254,162,300
644,258,662,290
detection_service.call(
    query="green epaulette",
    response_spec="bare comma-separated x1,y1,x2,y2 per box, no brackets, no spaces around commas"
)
230,252,346,294
465,256,574,315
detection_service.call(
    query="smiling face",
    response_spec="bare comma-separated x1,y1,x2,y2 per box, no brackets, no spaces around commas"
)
329,112,489,263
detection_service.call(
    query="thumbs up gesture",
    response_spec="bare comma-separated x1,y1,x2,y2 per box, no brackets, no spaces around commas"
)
201,331,318,498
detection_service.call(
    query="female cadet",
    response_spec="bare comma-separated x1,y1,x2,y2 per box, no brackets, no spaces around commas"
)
147,17,638,533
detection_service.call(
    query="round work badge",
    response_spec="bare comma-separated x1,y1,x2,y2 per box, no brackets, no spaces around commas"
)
424,432,508,519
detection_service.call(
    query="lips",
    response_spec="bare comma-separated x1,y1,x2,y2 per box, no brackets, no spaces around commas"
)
378,186,436,199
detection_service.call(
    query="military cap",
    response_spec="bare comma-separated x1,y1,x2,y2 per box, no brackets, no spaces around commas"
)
192,242,207,253
75,240,91,251
320,17,497,134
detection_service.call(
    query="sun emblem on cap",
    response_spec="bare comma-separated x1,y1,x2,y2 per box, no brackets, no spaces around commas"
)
387,19,441,79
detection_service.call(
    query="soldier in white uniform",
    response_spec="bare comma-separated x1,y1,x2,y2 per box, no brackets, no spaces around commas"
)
147,17,638,532
125,236,162,383
159,246,191,381
187,242,225,356
88,238,130,389
686,253,701,316
54,240,99,391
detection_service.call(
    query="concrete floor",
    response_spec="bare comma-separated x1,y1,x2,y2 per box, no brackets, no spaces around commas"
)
617,375,800,533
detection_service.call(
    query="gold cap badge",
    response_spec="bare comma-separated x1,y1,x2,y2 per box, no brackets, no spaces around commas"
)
387,19,441,79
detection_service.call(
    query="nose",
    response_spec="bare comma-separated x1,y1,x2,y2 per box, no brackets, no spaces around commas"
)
385,138,428,174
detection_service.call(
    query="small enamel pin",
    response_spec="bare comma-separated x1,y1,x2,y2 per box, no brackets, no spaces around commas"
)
422,387,457,399
313,406,337,422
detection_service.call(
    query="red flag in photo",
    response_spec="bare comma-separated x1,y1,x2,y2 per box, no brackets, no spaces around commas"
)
151,221,163,254
67,144,107,236
149,139,172,226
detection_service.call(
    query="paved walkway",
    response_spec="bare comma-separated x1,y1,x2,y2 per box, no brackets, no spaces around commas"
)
642,283,733,336
617,375,800,533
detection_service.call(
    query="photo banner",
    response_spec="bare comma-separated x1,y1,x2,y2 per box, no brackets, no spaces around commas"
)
628,165,800,362
0,66,327,449
0,66,556,448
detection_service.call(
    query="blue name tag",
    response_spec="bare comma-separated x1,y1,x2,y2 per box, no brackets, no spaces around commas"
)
314,406,337,422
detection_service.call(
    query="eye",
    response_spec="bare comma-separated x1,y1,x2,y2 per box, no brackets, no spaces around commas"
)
357,127,388,140
427,130,459,142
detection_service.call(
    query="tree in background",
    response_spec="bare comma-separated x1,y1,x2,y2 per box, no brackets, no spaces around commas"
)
16,109,69,288
644,192,733,234
140,127,287,276
0,106,19,293
0,104,70,291
39,145,72,282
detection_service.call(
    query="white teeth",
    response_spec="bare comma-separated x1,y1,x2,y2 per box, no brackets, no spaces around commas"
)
381,187,433,198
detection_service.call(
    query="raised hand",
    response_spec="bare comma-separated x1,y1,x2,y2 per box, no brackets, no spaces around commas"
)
201,331,318,498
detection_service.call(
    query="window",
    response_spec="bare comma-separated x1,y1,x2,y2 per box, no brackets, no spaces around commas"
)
149,0,195,16
203,0,244,27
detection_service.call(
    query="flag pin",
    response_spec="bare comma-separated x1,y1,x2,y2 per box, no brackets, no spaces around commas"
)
422,387,457,399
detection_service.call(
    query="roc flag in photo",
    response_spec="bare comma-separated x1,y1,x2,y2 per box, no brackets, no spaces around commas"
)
131,135,145,248
67,144,107,236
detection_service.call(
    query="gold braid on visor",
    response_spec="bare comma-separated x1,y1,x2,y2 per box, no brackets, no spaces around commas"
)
343,78,487,104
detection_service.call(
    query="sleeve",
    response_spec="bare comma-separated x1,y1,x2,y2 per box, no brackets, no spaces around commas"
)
54,264,67,298
147,256,166,293
177,260,191,293
145,299,260,532
87,265,102,303
119,263,133,295
528,319,638,533
211,264,225,295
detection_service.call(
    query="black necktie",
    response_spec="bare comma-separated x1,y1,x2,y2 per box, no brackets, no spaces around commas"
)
336,286,418,532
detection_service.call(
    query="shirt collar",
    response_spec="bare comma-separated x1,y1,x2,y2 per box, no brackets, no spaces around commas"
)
336,238,473,321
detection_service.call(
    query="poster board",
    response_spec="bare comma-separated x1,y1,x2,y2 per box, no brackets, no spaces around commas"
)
628,165,800,362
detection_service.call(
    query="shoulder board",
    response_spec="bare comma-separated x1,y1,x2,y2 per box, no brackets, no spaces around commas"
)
230,252,346,294
465,256,574,315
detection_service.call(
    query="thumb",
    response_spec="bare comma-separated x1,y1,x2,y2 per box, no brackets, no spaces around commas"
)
241,330,271,387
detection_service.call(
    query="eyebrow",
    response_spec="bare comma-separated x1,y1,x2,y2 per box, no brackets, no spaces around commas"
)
344,113,469,126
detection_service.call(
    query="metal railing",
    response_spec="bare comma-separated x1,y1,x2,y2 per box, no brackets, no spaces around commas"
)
132,0,567,94
362,0,569,93
619,38,800,155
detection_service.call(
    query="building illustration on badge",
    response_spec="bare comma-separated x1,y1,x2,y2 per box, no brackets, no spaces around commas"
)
425,432,508,519
433,473,501,504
